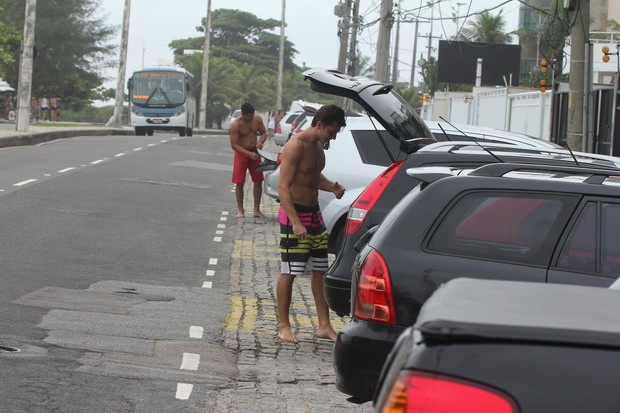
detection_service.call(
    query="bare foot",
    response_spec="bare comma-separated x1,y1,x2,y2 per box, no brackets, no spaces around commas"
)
236,211,245,218
315,326,337,342
253,211,265,218
278,327,299,344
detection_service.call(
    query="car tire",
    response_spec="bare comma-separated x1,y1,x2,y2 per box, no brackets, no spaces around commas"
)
135,127,146,136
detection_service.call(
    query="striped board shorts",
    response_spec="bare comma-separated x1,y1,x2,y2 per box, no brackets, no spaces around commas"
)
279,204,329,276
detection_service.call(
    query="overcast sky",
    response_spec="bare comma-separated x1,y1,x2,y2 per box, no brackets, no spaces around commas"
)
99,0,521,88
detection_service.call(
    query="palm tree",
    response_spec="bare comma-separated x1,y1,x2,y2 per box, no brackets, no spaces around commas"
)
457,11,512,44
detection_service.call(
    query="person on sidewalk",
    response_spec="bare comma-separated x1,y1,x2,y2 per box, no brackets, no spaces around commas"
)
229,102,267,218
276,104,346,344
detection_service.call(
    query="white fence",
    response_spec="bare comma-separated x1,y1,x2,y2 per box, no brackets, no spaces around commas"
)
421,87,553,141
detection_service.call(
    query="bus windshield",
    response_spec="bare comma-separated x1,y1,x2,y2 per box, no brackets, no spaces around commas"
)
131,71,186,107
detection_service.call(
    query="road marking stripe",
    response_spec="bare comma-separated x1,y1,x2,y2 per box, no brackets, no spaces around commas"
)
220,216,227,221
189,326,204,339
206,270,215,277
202,281,213,289
221,211,229,216
58,167,75,173
217,224,225,229
14,179,37,187
90,159,105,165
147,143,156,147
209,258,218,265
133,147,143,151
216,230,224,235
180,353,200,370
175,383,193,400
115,153,125,157
213,236,222,242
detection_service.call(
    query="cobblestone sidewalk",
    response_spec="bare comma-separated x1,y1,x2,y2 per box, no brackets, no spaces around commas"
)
215,142,373,412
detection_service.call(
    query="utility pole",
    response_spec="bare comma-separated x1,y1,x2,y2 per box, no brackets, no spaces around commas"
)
427,1,434,62
199,0,212,130
16,0,36,132
110,0,131,128
276,0,286,112
347,0,360,76
337,0,352,74
567,0,589,151
391,0,402,84
409,20,419,87
375,0,393,83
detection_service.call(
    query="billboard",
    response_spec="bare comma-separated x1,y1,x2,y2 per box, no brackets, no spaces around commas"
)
437,40,521,86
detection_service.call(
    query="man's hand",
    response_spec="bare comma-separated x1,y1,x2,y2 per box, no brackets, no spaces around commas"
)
333,181,345,199
292,222,308,239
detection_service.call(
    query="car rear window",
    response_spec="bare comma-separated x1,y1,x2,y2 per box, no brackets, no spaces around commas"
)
351,130,406,166
428,192,578,265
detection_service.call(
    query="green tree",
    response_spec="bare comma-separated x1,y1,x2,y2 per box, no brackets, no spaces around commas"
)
0,0,116,110
457,11,513,44
0,8,20,78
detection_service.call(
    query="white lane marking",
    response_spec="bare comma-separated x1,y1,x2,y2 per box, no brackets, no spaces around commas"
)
189,326,204,339
213,237,222,242
0,189,4,192
220,216,227,221
44,173,51,177
217,224,225,229
216,230,224,235
115,153,125,157
202,281,213,289
206,270,215,277
133,147,143,151
160,140,168,143
209,258,218,265
58,167,75,173
221,211,229,216
180,353,200,371
147,143,156,147
90,159,105,165
175,383,193,400
14,179,37,187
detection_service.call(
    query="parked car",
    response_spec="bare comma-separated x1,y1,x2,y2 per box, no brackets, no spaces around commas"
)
227,109,242,130
336,161,620,400
374,278,620,413
273,110,301,146
325,141,620,316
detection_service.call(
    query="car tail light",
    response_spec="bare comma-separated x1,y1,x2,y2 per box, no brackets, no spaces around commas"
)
379,371,518,413
354,249,396,324
345,161,404,236
276,123,281,134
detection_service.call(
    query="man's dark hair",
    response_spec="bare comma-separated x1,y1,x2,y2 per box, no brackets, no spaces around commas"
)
241,102,255,115
311,104,346,127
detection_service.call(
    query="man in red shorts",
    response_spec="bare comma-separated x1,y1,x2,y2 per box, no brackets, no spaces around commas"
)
229,102,267,218
276,104,346,344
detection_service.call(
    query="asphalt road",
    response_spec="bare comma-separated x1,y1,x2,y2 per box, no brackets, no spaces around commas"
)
0,131,237,412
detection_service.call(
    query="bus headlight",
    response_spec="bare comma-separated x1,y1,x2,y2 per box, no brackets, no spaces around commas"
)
174,107,185,117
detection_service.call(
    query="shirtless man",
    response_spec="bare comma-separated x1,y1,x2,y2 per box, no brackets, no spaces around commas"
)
276,104,346,344
229,102,267,218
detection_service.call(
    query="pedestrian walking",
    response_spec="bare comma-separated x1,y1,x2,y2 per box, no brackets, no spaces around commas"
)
267,111,275,140
39,96,49,121
276,104,346,344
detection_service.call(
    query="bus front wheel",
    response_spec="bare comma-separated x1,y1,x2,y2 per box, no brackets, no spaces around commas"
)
135,127,146,136
147,128,154,136
179,128,186,137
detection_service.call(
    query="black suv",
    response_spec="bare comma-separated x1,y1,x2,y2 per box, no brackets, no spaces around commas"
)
335,162,620,401
325,143,620,316
374,278,620,413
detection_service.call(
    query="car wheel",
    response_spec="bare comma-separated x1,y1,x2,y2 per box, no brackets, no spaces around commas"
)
328,221,345,256
146,129,154,136
187,128,193,137
179,128,186,137
135,127,146,136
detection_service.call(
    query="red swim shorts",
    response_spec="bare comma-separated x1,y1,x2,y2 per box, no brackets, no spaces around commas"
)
232,151,264,184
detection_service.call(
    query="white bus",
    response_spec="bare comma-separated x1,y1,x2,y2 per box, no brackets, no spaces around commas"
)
127,67,196,136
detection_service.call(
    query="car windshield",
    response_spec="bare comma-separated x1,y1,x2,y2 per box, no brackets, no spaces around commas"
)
357,84,434,142
131,72,186,107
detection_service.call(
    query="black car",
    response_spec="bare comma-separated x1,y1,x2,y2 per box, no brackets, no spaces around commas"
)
374,278,620,413
335,162,620,400
325,143,620,316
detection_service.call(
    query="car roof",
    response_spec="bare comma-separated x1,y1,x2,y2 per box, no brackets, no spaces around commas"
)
416,278,620,348
425,121,561,149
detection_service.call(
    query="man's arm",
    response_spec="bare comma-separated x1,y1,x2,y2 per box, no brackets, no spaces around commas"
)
278,142,306,237
319,174,345,199
229,121,257,157
256,116,267,149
